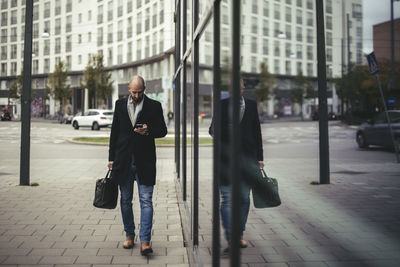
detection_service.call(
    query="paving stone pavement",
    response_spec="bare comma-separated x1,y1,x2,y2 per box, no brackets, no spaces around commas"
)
0,153,188,267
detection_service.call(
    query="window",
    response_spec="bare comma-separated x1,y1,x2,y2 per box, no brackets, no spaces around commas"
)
44,2,50,18
296,0,302,8
78,13,82,23
307,29,313,43
263,20,269,36
326,31,332,46
66,15,72,32
21,7,25,23
274,40,280,56
11,0,17,8
78,55,82,64
285,61,291,75
118,45,122,64
285,7,291,22
285,25,291,39
55,0,61,15
118,20,123,41
263,0,269,17
78,34,82,44
285,43,291,58
152,3,157,28
1,63,7,76
11,10,17,24
296,44,302,59
33,41,38,56
136,39,142,60
107,47,113,66
66,35,71,52
274,4,280,20
306,12,313,26
307,46,313,60
44,58,49,73
88,10,92,21
1,46,7,60
251,37,257,53
159,29,164,52
127,0,133,13
296,9,302,24
55,18,61,35
108,24,113,43
20,26,24,41
44,20,50,35
252,17,258,34
11,62,17,75
152,32,157,55
137,0,142,9
251,57,257,73
88,32,92,42
274,22,280,37
307,63,313,76
326,0,332,14
159,0,164,24
44,39,50,55
118,0,123,17
66,56,71,70
252,0,258,14
306,0,313,10
127,17,132,38
145,8,150,31
1,28,6,43
263,38,268,55
55,37,61,53
11,45,17,59
274,59,280,74
1,0,7,9
326,16,332,30
296,27,302,42
352,3,362,19
66,0,72,13
137,12,142,34
1,11,8,26
97,5,103,24
33,23,38,38
145,35,149,57
326,48,332,62
127,41,132,61
97,27,103,46
33,60,39,74
108,1,113,21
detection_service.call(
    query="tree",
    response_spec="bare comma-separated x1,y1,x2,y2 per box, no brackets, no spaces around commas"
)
9,72,23,100
81,54,113,109
46,61,70,118
289,72,315,120
254,62,277,105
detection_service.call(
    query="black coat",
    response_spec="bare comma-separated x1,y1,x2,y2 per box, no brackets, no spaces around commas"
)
210,98,263,186
109,95,167,185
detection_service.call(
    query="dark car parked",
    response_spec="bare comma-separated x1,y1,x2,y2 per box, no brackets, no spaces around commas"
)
1,111,12,121
356,110,400,150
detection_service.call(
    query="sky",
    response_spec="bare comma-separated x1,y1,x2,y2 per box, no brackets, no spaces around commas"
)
363,0,400,53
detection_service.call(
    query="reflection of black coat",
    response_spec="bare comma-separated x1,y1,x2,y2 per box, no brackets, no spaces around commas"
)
109,95,167,185
210,98,263,186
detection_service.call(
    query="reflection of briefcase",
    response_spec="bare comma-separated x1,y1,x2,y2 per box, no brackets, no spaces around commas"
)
93,170,118,209
252,169,281,208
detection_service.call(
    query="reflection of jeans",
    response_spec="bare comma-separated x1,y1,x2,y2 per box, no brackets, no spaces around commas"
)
120,159,154,242
220,182,251,242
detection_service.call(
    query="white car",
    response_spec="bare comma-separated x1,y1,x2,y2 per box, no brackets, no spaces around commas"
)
72,109,113,130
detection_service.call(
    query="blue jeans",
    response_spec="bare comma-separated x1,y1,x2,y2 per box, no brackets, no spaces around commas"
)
220,182,251,242
119,160,154,243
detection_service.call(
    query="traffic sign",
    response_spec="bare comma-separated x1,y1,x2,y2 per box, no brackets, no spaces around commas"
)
366,52,379,75
388,96,396,107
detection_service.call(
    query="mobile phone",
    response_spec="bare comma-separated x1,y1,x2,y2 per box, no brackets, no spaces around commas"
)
135,123,143,128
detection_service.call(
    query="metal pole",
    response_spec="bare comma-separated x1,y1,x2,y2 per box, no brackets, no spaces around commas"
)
376,75,400,162
174,0,181,178
230,0,241,265
192,0,199,247
389,0,395,91
347,13,351,74
20,0,33,186
212,1,221,265
182,0,187,202
316,0,330,184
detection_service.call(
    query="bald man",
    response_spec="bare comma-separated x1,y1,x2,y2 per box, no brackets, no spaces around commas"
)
108,75,167,256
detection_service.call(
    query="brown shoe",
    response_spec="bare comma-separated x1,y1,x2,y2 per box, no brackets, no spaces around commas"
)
140,242,153,256
122,236,135,249
240,237,248,248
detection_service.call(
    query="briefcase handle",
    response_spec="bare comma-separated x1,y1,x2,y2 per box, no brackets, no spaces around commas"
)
261,169,268,179
104,169,112,180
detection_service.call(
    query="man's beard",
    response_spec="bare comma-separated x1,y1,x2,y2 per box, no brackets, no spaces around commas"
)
133,95,144,104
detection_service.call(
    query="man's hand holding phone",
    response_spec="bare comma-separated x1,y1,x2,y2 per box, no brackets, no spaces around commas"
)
134,123,149,135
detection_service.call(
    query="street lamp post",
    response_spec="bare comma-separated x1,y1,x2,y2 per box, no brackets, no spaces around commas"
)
389,0,400,92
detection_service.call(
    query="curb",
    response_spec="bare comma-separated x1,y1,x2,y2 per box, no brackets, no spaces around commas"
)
67,139,212,147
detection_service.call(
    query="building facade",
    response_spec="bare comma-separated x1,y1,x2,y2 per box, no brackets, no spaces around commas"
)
373,18,400,63
0,0,363,119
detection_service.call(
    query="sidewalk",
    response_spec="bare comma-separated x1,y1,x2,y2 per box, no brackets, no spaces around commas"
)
0,147,188,267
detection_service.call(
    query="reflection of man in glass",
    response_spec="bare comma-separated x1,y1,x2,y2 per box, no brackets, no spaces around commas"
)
209,78,264,252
